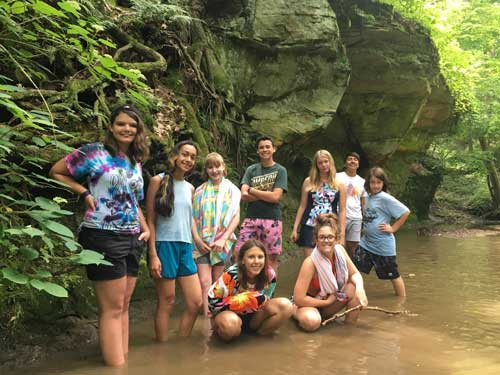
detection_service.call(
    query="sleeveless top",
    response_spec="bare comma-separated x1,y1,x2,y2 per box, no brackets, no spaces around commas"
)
154,175,193,243
300,183,339,227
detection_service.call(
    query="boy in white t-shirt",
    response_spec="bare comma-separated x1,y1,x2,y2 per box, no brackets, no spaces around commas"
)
336,152,366,257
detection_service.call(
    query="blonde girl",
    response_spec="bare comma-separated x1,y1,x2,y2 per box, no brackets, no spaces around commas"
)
291,150,347,257
192,152,241,316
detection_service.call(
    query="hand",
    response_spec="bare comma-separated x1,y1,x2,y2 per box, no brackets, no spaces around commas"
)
138,230,150,242
290,230,298,243
210,238,226,252
195,238,211,253
356,289,368,307
378,223,394,233
84,194,96,211
149,254,162,279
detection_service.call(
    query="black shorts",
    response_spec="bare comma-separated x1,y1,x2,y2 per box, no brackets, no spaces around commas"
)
78,227,145,281
353,246,400,280
297,225,315,248
240,313,256,334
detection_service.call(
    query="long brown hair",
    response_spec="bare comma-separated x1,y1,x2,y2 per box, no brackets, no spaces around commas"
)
237,239,270,291
308,149,337,191
154,140,198,217
104,104,149,164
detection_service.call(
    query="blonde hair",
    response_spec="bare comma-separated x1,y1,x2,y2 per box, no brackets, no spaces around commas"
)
308,149,338,191
202,152,227,180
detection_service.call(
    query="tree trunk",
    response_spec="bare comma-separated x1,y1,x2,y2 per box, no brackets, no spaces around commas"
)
479,136,500,209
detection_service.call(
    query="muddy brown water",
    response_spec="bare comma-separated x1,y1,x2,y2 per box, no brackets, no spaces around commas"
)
7,232,500,374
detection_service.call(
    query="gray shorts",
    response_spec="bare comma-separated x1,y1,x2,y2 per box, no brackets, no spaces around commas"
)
195,252,224,266
345,219,362,242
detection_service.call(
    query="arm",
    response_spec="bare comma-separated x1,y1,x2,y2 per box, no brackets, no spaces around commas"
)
210,208,240,252
379,210,410,233
145,175,162,279
293,258,337,308
342,246,368,306
138,206,150,241
290,178,309,243
248,186,283,204
192,217,211,253
49,158,95,211
240,184,258,202
337,182,347,245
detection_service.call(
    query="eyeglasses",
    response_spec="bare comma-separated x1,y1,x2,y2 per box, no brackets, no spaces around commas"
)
317,235,335,242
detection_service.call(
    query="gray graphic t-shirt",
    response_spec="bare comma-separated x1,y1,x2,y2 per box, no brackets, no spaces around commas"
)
241,162,287,220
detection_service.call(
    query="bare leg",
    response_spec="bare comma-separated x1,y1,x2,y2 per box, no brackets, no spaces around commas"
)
121,276,137,356
94,278,128,366
293,306,322,332
177,273,202,336
213,311,242,341
320,283,359,324
250,298,293,335
154,278,176,342
196,263,213,316
302,247,313,258
345,241,358,258
391,276,406,297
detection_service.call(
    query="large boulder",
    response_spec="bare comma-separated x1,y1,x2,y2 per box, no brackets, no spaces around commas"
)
205,0,350,144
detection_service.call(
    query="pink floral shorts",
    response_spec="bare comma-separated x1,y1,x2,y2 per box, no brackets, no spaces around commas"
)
235,218,283,255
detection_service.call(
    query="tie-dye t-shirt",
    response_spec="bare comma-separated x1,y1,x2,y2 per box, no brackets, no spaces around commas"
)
64,143,144,234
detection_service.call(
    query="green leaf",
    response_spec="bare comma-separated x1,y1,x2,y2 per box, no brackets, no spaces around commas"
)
10,1,26,14
98,38,116,49
2,268,29,284
74,249,112,266
67,24,89,36
20,247,39,260
32,136,47,147
99,55,117,69
33,0,66,17
57,1,80,17
127,89,149,106
21,226,45,237
64,239,79,251
50,140,74,152
30,279,45,290
35,196,60,211
34,270,52,279
5,228,24,235
44,220,74,238
39,281,68,298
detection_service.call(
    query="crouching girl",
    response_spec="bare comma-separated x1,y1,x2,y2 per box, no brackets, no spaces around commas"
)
208,240,292,341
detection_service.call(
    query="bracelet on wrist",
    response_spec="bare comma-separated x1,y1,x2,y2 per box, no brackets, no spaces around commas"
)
81,190,91,199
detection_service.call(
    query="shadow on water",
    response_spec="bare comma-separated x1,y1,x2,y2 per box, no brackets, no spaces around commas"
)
8,232,500,375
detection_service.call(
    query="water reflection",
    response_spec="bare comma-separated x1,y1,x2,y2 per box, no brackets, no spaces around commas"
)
6,233,500,374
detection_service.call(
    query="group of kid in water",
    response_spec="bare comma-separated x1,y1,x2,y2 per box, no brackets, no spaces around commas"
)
49,104,411,366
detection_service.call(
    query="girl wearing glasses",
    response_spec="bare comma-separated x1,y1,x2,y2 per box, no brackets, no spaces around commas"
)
293,213,367,331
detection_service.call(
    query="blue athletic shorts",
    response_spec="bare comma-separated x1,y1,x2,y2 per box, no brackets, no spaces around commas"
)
155,241,197,279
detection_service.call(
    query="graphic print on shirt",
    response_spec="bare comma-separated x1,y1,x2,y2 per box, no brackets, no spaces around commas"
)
346,182,362,198
251,171,278,191
364,207,378,223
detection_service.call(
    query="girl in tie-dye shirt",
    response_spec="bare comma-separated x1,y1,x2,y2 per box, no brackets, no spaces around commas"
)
49,104,150,366
208,240,292,342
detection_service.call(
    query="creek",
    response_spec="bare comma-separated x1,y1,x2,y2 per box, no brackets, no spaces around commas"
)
7,232,500,375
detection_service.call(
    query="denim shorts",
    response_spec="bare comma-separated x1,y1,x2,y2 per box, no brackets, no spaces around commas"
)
354,246,400,280
78,226,145,281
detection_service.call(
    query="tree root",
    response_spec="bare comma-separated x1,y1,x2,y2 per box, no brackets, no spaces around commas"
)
321,304,414,326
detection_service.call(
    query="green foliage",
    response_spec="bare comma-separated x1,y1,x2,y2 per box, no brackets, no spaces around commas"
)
380,0,500,210
0,0,152,330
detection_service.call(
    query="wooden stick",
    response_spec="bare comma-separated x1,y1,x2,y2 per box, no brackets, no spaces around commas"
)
321,304,412,326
